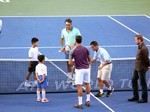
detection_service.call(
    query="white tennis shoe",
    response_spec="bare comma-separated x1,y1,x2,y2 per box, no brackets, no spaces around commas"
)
24,82,31,87
37,98,41,102
41,98,49,103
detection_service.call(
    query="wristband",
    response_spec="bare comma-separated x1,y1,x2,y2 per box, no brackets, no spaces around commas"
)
60,43,64,48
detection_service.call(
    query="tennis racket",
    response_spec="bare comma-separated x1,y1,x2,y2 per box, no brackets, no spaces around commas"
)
59,45,71,54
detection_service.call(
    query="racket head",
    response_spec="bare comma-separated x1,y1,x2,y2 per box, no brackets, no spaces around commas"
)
64,45,71,52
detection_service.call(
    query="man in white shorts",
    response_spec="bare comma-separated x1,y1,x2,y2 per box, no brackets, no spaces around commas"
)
69,36,91,109
90,41,114,97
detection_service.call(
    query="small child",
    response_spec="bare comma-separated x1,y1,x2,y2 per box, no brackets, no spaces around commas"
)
36,55,49,103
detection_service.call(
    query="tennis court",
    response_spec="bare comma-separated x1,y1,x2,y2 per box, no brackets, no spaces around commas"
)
1,1,150,112
0,15,150,112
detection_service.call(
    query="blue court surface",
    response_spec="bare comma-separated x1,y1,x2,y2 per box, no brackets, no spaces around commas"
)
0,15,150,112
0,92,150,112
0,15,150,59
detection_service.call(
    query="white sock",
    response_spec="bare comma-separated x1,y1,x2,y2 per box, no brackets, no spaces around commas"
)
78,96,82,105
68,72,72,79
100,89,103,93
37,91,40,99
42,91,46,99
86,94,90,102
108,86,111,90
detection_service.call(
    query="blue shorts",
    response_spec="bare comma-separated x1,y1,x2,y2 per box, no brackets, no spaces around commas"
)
37,76,47,89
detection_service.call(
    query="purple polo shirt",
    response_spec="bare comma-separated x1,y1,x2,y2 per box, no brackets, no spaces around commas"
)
69,45,90,69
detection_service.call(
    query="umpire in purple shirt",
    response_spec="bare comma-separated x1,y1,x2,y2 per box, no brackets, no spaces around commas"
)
69,36,91,109
128,34,150,103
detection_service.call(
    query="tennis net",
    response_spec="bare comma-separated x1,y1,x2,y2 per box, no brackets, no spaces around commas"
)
0,58,150,94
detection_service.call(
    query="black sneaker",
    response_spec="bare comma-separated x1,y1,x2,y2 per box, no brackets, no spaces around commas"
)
137,99,148,103
95,92,105,97
128,97,139,102
85,101,90,107
106,88,114,97
74,104,83,109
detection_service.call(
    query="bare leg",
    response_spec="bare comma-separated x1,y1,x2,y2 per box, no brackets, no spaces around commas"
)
77,85,83,96
33,72,37,80
103,80,110,88
85,83,90,94
26,72,32,80
85,83,90,103
95,78,105,97
98,78,103,89
103,80,113,97
67,62,72,72
66,62,73,83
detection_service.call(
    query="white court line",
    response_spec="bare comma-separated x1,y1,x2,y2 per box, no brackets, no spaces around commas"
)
82,87,115,112
144,15,150,19
0,15,146,18
2,44,150,50
108,16,150,43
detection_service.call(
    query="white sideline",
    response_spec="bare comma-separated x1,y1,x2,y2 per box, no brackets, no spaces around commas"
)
108,16,150,43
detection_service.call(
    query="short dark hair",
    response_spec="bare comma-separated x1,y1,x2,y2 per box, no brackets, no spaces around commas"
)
65,18,72,24
38,55,45,62
76,36,82,44
31,37,39,44
135,34,144,42
90,41,99,46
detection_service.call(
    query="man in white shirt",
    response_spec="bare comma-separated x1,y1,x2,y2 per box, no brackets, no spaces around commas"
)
24,37,40,87
90,41,114,97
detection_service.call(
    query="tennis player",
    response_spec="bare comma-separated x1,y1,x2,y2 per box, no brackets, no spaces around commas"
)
36,55,49,103
128,34,150,103
24,37,40,87
69,36,91,109
0,19,2,33
90,41,114,97
60,18,81,84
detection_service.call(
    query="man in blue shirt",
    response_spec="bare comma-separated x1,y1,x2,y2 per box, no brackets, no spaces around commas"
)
90,41,114,97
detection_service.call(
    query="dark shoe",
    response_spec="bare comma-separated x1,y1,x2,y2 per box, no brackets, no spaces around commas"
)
137,99,148,103
95,92,105,97
128,97,139,102
74,104,83,109
85,101,90,107
106,88,114,97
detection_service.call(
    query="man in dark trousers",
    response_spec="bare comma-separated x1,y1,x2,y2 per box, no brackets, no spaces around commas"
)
128,34,150,103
